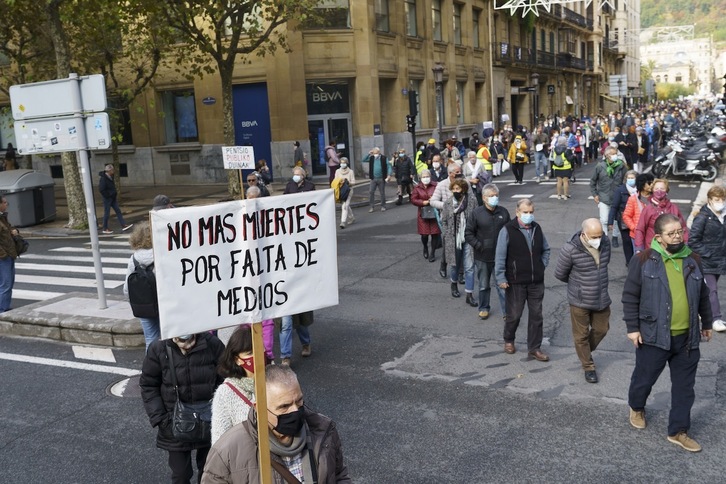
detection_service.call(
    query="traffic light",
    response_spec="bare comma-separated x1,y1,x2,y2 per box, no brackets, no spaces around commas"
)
406,114,416,133
408,90,419,118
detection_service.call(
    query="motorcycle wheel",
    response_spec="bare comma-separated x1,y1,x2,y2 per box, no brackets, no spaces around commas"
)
652,162,665,178
701,165,718,182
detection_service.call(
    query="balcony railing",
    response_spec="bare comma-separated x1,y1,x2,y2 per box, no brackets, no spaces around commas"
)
556,53,586,70
603,38,618,51
537,50,555,68
495,42,511,63
563,8,587,29
586,17,594,30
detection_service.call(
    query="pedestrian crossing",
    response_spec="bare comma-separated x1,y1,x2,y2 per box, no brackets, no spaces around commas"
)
12,235,133,307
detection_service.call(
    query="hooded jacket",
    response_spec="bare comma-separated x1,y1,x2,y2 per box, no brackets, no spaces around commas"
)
554,231,612,311
98,171,116,200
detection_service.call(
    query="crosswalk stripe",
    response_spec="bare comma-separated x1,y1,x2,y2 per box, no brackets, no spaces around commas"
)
13,289,65,301
92,241,132,247
14,274,124,289
20,254,130,264
15,263,128,275
51,247,132,255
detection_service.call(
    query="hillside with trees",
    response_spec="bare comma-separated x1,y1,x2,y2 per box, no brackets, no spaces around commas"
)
641,0,726,43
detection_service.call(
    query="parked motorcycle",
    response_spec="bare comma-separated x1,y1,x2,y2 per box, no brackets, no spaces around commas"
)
707,126,726,159
652,140,718,182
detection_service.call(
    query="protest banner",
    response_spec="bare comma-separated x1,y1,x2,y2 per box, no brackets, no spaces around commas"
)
222,145,256,170
150,190,339,339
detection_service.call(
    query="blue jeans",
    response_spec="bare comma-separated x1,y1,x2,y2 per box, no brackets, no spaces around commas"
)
0,256,15,312
279,315,311,359
534,151,547,177
474,259,506,314
103,196,127,230
450,244,475,293
140,317,161,352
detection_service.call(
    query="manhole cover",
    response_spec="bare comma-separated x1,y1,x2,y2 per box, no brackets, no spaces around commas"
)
107,375,141,398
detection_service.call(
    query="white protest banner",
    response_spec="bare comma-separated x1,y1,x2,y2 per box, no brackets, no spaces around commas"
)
222,145,256,169
150,190,338,339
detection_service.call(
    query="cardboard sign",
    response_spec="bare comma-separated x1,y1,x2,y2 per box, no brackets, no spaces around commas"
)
222,145,256,170
151,190,339,339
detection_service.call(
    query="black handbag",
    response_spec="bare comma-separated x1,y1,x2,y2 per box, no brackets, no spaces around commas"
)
420,205,436,220
166,346,212,443
13,235,29,255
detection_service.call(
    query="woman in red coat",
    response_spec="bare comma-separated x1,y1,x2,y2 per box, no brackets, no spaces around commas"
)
411,169,441,262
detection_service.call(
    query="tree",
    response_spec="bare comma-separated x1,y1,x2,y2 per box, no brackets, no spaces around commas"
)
140,0,321,199
655,82,695,100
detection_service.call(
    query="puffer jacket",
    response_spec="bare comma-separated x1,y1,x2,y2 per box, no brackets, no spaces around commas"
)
139,334,225,452
202,408,352,484
688,205,726,275
622,250,712,351
554,231,612,311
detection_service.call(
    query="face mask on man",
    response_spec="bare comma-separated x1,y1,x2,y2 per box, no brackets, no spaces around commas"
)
433,162,441,169
292,175,302,183
584,234,602,250
710,201,725,213
399,153,404,158
487,196,499,207
520,213,534,225
271,408,304,437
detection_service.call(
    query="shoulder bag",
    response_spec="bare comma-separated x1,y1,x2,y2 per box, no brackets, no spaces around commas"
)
13,234,29,255
166,345,212,443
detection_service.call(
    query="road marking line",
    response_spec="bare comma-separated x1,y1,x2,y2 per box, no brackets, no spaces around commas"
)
14,274,124,289
72,345,117,363
670,199,691,204
15,263,128,275
12,289,64,300
20,254,129,264
90,241,131,247
511,194,534,198
0,352,140,376
51,247,132,255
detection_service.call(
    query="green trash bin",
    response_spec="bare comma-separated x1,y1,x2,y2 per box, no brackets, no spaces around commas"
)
0,169,56,227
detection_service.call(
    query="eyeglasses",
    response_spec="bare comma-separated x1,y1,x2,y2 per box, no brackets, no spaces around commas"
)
662,229,685,238
247,179,257,183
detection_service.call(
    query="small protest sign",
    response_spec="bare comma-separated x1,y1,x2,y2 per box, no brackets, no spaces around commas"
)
222,145,256,170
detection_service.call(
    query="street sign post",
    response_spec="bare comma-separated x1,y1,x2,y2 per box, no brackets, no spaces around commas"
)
10,74,110,309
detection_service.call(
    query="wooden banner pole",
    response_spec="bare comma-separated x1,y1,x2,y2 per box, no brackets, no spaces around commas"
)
252,322,272,484
239,169,246,200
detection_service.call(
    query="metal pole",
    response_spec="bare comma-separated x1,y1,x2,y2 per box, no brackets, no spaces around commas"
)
69,73,108,309
436,82,443,143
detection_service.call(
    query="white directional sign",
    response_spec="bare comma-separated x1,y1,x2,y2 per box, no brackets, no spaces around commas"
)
608,75,627,97
9,74,106,120
14,113,111,154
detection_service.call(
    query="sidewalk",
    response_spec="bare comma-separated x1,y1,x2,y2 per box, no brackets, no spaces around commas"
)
2,176,391,347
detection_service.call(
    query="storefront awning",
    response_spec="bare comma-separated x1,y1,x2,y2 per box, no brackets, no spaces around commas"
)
600,94,619,104
565,96,574,104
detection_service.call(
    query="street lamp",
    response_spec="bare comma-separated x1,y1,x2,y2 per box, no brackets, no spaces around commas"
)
617,78,624,113
584,77,592,117
638,81,642,106
531,72,540,128
432,63,444,143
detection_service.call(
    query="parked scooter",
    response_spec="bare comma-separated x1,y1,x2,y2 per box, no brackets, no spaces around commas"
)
707,126,726,159
652,140,718,182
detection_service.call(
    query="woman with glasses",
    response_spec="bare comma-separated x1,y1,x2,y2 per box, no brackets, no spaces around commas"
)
634,179,688,252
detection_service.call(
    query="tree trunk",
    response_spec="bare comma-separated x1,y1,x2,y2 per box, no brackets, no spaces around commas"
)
221,67,241,199
45,0,89,229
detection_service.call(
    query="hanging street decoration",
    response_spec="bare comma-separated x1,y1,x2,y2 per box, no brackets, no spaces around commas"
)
494,0,615,18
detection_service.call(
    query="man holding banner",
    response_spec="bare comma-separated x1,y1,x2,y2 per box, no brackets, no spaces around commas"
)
202,366,351,484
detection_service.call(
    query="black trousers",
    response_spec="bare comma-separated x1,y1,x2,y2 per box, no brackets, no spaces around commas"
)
511,163,524,182
503,282,545,351
628,333,699,436
168,447,210,484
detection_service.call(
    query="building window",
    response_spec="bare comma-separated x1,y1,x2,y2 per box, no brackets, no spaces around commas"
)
169,152,192,176
375,0,389,32
456,81,465,124
550,32,555,54
405,0,417,37
161,89,198,144
655,76,661,82
472,8,481,48
432,0,442,41
453,3,462,45
303,0,351,29
675,73,682,83
540,29,545,52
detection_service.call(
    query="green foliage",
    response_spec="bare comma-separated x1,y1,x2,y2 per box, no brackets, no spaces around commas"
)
641,0,726,42
655,82,695,100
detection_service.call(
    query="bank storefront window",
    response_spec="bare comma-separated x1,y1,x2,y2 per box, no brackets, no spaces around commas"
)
161,89,198,143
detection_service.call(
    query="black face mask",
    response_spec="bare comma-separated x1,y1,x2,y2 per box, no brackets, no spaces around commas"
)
453,192,464,201
272,408,304,436
665,242,685,254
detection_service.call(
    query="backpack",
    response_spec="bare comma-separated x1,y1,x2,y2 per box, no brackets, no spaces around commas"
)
127,256,159,318
552,145,567,167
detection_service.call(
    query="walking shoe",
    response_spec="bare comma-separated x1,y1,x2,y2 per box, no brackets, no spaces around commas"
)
478,310,489,320
629,408,646,429
102,229,113,234
450,283,460,298
528,349,550,362
504,342,516,354
584,370,599,383
465,293,478,307
122,224,134,231
348,217,355,225
381,207,386,212
612,236,619,248
712,319,726,332
301,345,312,357
667,432,701,452
340,224,345,229
281,358,291,366
369,207,374,213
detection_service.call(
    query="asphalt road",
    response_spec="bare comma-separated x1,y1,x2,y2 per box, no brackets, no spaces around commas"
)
2,162,725,483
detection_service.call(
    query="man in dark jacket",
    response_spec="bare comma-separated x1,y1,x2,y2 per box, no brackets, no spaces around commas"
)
140,333,225,483
554,218,611,383
494,198,551,361
465,183,510,320
98,164,132,234
367,147,388,212
203,365,351,484
623,214,712,452
393,148,415,205
283,166,316,194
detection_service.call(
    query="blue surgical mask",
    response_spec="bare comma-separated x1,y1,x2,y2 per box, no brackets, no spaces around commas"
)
292,175,302,183
520,213,534,225
399,153,404,158
487,196,499,207
626,178,636,187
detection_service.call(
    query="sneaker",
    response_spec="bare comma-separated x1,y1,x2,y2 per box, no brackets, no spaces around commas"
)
102,229,113,234
629,408,646,429
667,432,701,452
478,310,489,320
368,208,374,213
348,217,355,225
281,358,291,366
381,207,386,212
340,224,345,229
301,344,312,357
122,224,134,231
712,319,726,332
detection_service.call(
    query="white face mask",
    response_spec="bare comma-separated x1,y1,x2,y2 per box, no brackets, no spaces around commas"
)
421,177,431,185
584,234,602,250
432,162,441,169
710,201,725,213
340,163,347,169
